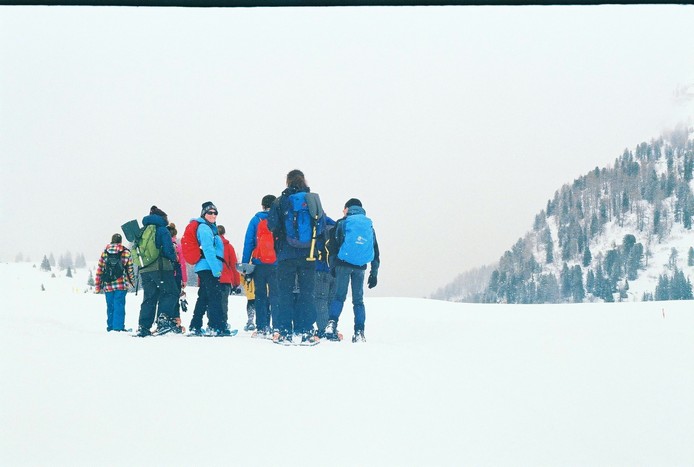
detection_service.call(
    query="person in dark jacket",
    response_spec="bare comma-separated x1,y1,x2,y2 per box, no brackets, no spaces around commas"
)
136,206,181,337
267,169,325,344
324,198,380,343
314,216,336,337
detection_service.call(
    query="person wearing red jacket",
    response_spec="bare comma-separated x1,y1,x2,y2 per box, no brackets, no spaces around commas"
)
217,225,241,326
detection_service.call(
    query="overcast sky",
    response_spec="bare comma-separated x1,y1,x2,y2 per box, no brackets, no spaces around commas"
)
1,5,693,298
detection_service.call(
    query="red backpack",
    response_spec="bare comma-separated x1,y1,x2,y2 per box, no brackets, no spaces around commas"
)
252,218,276,264
181,220,203,265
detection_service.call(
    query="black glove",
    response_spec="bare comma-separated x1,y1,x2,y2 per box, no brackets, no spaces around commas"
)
244,274,253,284
367,272,378,289
232,286,243,295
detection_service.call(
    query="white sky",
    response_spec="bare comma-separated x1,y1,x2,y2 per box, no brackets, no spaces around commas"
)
1,5,693,297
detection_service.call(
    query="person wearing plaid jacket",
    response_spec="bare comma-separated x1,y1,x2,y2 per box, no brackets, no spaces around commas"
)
95,233,135,332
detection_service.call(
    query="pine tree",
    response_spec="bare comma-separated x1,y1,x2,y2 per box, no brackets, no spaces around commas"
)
87,270,95,287
655,275,670,300
688,247,694,267
571,265,585,302
582,246,592,267
40,255,51,272
66,267,73,278
560,263,571,300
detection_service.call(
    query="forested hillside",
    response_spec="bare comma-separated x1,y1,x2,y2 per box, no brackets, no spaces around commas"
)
436,124,694,303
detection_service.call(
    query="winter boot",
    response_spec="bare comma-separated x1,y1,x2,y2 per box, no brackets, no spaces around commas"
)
154,314,175,335
136,326,151,337
301,332,320,345
352,330,366,343
324,320,340,341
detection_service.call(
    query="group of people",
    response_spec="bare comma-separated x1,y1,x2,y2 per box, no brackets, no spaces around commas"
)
94,169,380,344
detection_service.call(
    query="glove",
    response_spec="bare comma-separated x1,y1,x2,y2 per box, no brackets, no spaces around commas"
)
232,286,243,295
244,273,253,284
367,272,378,289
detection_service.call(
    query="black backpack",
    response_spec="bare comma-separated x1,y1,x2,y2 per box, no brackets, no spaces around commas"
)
101,250,125,283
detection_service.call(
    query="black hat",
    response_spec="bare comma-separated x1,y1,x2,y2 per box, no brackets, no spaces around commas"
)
261,194,277,209
345,198,362,209
150,205,168,218
201,201,218,216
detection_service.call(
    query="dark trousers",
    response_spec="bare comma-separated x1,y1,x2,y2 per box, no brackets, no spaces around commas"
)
220,283,231,323
277,257,316,335
314,270,335,332
190,270,225,331
253,263,279,331
328,265,366,332
138,270,178,330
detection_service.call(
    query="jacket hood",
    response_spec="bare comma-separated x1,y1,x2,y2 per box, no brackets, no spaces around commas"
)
281,186,310,197
346,206,366,216
143,214,167,227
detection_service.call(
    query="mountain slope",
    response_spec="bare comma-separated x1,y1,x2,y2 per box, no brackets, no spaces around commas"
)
438,124,694,303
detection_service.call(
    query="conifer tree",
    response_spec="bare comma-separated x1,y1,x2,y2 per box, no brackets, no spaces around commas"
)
582,246,592,267
40,255,51,272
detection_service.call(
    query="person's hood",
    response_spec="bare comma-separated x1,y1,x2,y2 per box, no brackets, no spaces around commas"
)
143,214,167,227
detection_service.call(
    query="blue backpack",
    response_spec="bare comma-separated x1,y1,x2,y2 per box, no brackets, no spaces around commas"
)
284,192,324,249
337,214,375,266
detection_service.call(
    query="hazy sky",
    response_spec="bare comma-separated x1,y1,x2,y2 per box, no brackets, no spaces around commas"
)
1,5,693,298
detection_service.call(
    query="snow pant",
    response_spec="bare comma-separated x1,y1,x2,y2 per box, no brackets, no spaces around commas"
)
329,265,366,332
276,257,316,335
189,270,226,331
105,289,127,331
138,270,178,331
314,269,335,333
219,283,231,324
253,263,279,331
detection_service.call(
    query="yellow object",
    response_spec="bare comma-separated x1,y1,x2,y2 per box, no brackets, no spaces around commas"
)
242,275,255,299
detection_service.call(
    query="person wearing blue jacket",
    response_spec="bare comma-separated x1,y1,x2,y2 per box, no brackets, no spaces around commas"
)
241,194,279,338
267,169,325,344
188,201,229,335
324,198,380,343
136,206,181,337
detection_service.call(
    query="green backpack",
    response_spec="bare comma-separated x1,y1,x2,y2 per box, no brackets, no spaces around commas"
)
131,225,160,269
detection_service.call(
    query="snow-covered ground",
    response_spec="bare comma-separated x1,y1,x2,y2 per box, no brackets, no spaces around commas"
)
1,262,693,466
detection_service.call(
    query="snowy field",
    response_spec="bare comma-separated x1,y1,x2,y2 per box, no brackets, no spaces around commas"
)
1,262,693,467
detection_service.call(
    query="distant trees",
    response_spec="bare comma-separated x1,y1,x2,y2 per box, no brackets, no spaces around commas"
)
440,128,694,304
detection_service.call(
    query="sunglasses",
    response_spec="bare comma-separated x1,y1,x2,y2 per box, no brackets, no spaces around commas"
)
206,211,218,216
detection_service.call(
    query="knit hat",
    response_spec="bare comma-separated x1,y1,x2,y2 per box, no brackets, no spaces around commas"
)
201,201,218,216
345,198,362,209
111,233,122,244
150,205,168,218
